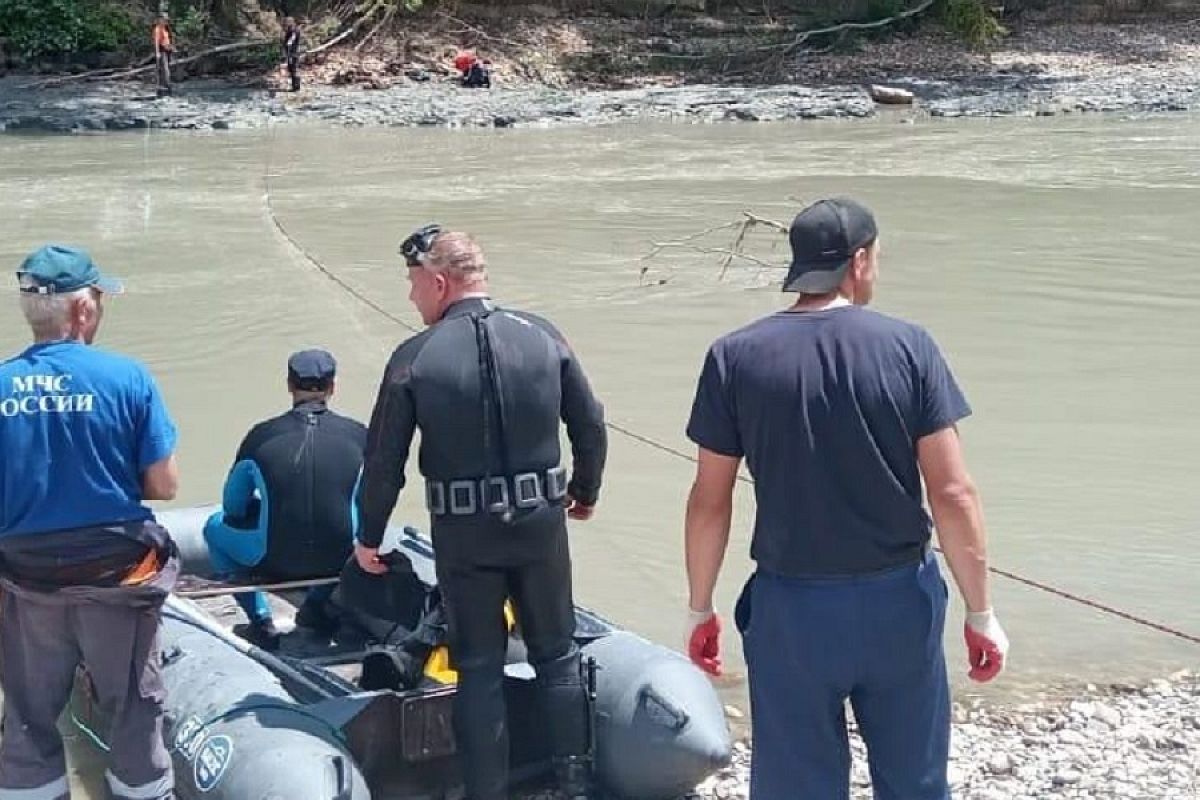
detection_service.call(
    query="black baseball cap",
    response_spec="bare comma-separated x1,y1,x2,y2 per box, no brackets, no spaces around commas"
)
782,198,878,294
287,349,336,390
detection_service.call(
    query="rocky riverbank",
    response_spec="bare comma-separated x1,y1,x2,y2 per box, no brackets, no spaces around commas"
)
1,21,1197,134
693,671,1199,800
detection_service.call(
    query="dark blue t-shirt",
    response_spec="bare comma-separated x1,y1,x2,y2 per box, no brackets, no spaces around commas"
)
0,340,178,537
686,306,970,577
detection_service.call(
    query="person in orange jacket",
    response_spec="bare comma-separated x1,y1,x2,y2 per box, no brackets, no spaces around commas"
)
152,12,173,97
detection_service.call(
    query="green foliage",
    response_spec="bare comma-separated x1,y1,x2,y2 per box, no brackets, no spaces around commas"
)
935,0,1005,47
167,3,211,48
0,0,139,59
79,2,138,53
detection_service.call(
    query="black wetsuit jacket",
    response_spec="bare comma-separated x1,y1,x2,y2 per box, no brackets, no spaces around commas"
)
357,297,607,548
234,400,367,576
282,28,301,62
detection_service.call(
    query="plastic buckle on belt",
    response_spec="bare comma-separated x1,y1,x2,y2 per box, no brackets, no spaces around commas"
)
484,477,510,514
448,481,477,515
426,483,446,515
514,473,543,508
545,466,568,501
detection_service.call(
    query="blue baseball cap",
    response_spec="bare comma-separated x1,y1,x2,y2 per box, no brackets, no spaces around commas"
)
16,245,124,296
288,349,337,390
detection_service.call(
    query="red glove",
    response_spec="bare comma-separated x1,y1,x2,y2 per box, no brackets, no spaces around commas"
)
964,609,1009,683
686,609,722,676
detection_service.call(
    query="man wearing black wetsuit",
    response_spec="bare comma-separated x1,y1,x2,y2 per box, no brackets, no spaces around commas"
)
205,349,367,648
356,226,607,800
281,16,302,92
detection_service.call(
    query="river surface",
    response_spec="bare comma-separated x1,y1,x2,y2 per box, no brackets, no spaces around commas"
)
2,112,1199,791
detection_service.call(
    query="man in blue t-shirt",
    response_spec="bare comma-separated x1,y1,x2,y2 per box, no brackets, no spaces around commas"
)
0,245,179,800
683,199,1010,800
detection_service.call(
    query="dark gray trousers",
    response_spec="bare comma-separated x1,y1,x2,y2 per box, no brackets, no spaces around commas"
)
155,52,172,94
0,562,176,800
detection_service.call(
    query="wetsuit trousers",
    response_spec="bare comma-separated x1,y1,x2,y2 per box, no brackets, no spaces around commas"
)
286,56,300,91
737,551,951,800
432,504,587,800
204,513,333,626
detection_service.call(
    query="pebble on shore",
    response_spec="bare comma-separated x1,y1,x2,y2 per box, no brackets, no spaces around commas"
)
689,671,1199,800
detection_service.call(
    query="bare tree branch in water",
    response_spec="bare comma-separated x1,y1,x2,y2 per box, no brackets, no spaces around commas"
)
639,211,789,286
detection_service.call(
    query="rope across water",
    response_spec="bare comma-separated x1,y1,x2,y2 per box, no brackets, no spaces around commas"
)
261,122,1200,649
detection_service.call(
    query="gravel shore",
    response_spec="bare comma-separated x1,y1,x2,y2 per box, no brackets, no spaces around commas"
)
224,598,1198,799
694,672,1199,800
1,21,1197,133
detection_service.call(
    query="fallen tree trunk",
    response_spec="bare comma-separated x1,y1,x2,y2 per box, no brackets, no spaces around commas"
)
27,40,274,89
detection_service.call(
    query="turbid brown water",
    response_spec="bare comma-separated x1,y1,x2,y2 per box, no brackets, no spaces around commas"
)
1,113,1198,792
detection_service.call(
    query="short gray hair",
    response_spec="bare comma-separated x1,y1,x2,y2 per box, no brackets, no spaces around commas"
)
17,275,94,339
425,231,487,283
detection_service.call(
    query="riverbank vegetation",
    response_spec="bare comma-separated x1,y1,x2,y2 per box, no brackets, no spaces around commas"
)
0,0,1009,75
0,0,1193,88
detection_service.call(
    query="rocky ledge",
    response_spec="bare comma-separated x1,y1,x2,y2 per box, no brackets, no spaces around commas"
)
0,72,1195,135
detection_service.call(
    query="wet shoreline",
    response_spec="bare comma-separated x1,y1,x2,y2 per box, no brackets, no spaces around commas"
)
695,671,1199,800
0,72,1195,135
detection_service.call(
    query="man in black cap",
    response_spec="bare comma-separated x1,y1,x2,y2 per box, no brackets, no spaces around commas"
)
683,198,1009,799
281,16,302,92
356,226,607,800
204,348,367,648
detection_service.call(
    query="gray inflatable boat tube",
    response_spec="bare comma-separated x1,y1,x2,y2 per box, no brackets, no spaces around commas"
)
75,504,732,800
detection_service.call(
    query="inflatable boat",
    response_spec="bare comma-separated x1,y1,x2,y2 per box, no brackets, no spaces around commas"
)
69,505,732,799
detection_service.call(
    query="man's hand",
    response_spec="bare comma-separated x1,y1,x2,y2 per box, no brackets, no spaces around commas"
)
686,608,722,676
964,608,1009,682
354,541,387,575
565,494,595,521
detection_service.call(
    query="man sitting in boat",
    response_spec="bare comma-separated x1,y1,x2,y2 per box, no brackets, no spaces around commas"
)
203,348,367,648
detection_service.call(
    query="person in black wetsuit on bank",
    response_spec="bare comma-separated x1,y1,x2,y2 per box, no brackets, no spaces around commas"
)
355,225,607,800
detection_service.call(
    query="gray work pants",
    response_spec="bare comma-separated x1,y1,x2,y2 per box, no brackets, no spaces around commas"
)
0,562,176,799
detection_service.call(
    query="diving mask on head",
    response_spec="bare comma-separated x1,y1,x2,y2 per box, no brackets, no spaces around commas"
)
400,223,443,267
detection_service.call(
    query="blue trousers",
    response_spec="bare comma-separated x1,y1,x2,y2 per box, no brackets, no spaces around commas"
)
737,551,950,800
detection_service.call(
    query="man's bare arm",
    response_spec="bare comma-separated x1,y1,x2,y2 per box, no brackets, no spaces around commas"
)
685,448,742,613
917,426,989,612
